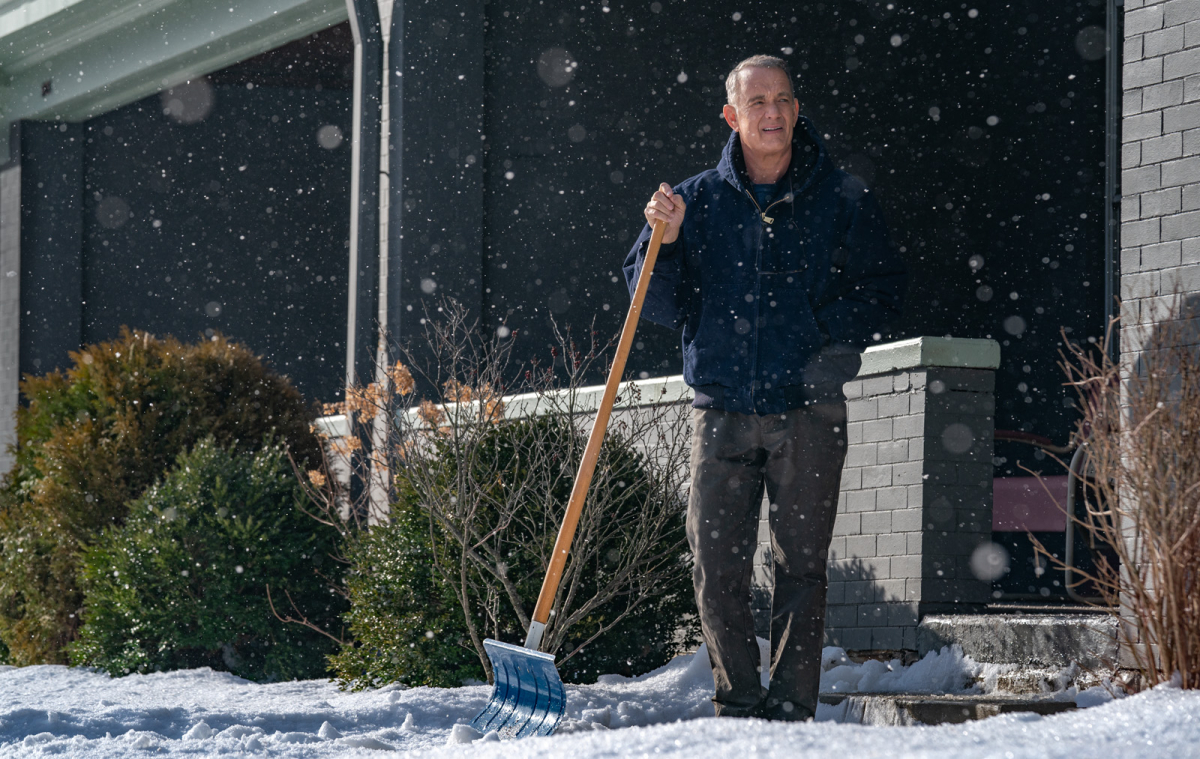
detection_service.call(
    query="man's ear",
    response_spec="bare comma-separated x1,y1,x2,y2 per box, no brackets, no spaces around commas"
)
793,99,800,119
722,103,740,132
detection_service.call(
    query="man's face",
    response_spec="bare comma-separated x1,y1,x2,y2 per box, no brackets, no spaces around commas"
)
722,67,800,163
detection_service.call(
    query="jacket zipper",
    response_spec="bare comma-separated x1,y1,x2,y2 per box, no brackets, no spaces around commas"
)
743,189,794,409
745,191,795,224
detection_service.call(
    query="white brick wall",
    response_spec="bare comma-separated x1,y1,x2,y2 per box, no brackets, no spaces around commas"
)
0,166,19,476
1122,0,1200,340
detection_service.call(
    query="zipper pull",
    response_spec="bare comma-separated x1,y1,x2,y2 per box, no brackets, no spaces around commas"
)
760,193,792,225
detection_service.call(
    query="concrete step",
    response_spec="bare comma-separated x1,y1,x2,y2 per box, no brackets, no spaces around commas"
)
819,692,1077,726
917,613,1119,670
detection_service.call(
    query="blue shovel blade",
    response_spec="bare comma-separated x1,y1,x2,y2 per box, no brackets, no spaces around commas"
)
469,638,566,738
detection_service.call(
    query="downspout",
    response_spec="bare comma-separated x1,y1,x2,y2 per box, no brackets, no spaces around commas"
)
387,0,404,344
1104,0,1123,362
344,0,383,390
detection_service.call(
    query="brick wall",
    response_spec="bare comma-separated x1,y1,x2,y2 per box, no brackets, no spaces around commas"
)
1122,0,1200,333
0,166,18,476
1119,0,1200,669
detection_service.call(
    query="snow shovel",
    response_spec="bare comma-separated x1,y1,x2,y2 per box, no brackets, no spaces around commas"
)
468,218,669,739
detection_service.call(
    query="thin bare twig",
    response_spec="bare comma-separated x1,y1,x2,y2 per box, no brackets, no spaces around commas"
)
1031,296,1200,690
267,585,347,646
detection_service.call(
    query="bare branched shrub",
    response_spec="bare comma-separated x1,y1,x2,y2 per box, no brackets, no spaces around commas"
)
301,302,697,687
1045,295,1200,689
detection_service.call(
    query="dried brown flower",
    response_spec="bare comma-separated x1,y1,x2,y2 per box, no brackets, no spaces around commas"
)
443,379,473,404
388,361,415,396
418,400,445,428
331,435,363,455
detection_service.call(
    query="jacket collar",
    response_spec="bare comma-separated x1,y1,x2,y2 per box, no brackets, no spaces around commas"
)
716,115,829,196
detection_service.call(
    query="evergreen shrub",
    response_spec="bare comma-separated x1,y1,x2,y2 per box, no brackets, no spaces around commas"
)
0,328,319,664
71,439,345,681
330,415,697,690
328,493,481,689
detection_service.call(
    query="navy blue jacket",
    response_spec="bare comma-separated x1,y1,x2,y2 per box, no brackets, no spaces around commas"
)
623,118,906,414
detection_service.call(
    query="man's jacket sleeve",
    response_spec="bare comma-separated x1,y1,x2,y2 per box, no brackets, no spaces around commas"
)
622,224,686,330
814,187,907,348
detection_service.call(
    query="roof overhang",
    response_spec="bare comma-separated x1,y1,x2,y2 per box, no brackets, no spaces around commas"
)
0,0,347,160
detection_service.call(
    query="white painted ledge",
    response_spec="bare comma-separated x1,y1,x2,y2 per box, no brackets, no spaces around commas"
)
314,374,694,438
313,413,351,440
314,336,1002,437
498,374,693,420
856,336,1001,377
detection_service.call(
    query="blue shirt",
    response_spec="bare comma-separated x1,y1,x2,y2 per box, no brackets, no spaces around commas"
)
752,183,775,210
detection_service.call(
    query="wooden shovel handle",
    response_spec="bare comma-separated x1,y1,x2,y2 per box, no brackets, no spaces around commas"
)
530,219,668,629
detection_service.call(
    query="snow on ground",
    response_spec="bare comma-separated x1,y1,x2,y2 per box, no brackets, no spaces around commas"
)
0,645,1195,758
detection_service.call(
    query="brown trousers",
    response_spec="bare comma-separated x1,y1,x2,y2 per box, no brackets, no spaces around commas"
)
687,404,847,720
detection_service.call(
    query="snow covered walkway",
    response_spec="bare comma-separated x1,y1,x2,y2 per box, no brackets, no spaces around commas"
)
1,645,1196,757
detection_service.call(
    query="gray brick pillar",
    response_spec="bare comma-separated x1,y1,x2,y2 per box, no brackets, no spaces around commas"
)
825,337,1000,654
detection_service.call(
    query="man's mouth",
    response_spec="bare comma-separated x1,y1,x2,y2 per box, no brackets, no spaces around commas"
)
763,126,783,132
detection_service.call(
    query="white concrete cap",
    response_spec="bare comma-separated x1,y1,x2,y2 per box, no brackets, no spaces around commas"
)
313,413,351,439
313,374,695,438
856,336,1001,377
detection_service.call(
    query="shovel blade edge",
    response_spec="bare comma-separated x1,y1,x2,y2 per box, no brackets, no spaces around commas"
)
469,638,565,738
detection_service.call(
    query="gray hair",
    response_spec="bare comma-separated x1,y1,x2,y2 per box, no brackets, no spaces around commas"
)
724,55,794,107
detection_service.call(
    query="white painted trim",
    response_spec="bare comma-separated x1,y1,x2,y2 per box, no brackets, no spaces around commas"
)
0,0,347,125
856,336,1000,377
314,374,694,439
1,0,177,72
498,374,692,420
0,0,87,39
314,413,351,439
0,0,32,17
0,165,20,476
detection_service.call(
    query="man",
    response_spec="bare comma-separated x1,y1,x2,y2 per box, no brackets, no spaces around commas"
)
623,55,905,721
